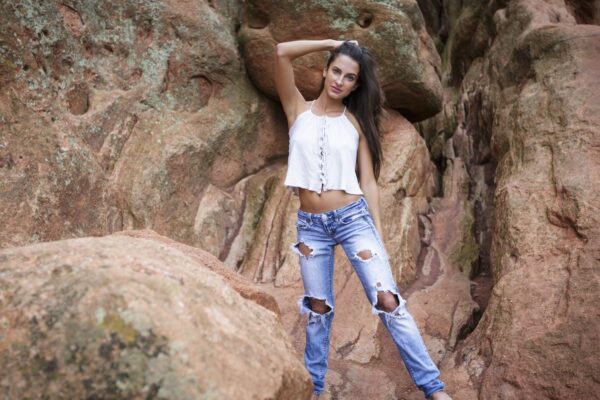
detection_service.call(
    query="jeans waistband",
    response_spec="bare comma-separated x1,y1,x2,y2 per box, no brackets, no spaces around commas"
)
298,196,368,221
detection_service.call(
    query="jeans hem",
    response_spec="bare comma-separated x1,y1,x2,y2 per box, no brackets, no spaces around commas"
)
423,382,446,398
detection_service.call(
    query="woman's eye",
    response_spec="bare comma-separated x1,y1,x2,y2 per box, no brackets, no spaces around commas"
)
330,68,356,82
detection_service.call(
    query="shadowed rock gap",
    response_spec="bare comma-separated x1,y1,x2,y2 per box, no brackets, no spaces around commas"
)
413,0,501,348
564,0,600,24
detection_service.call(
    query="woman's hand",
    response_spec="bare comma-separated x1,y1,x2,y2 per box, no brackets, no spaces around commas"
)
332,39,359,49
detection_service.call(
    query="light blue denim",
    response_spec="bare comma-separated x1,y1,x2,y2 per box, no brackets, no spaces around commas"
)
291,196,445,398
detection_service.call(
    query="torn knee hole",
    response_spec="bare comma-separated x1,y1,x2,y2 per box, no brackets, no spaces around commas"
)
308,297,331,314
294,241,313,257
355,249,375,262
375,290,400,313
358,249,372,260
299,242,312,256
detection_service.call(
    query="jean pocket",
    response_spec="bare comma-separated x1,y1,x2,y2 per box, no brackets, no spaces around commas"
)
339,209,367,225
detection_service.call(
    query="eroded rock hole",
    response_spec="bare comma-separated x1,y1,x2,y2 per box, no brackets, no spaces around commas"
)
394,187,407,201
66,82,89,115
247,9,269,29
357,11,373,28
58,4,85,36
165,72,213,112
191,75,213,109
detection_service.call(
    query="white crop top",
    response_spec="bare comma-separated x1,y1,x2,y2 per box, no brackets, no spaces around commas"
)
283,101,364,196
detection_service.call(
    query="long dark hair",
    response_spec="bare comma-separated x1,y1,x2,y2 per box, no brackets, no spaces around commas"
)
319,41,384,181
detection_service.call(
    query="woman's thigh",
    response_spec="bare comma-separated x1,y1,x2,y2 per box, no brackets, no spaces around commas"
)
335,212,404,309
291,213,338,305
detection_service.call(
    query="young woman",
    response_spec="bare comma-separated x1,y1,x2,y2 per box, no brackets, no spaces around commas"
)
274,39,451,400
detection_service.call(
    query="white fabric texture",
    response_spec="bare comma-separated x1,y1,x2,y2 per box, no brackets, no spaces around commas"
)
284,101,364,196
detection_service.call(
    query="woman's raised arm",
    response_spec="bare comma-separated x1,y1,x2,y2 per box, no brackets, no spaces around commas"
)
274,39,339,125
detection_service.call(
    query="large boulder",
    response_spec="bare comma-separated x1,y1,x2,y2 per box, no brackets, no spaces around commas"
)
0,231,311,399
239,0,444,121
115,228,281,315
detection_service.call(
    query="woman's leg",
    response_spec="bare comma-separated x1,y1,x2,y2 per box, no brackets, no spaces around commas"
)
336,210,445,398
291,214,337,396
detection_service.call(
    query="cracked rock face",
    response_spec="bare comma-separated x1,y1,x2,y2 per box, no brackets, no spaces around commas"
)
0,231,311,399
432,1,600,399
0,0,288,250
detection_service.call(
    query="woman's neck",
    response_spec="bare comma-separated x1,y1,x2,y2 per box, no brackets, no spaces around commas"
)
314,92,345,113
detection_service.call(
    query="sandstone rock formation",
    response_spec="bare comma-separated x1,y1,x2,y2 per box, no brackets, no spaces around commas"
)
1,0,599,398
116,228,281,315
0,0,288,250
0,231,311,399
419,1,600,399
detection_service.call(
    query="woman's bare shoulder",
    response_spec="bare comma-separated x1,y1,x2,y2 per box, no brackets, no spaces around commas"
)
344,111,364,137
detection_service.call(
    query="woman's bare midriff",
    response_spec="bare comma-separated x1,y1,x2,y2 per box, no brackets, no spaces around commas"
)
298,188,362,213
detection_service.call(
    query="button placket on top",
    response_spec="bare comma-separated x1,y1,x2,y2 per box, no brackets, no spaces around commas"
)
318,115,329,192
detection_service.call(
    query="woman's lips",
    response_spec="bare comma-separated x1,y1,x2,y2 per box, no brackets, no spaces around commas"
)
330,85,342,94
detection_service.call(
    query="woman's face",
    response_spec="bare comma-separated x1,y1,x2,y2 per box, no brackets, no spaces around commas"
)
323,54,360,100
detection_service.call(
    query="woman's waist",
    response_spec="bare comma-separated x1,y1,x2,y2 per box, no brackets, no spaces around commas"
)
298,188,363,214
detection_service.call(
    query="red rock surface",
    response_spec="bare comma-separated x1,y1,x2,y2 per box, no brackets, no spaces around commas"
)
424,1,600,399
0,0,288,250
1,0,599,398
114,228,281,315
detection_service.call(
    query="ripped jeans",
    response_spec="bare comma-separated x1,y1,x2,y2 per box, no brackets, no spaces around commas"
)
291,196,444,398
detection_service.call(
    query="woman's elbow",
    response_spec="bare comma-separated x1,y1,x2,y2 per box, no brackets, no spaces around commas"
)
275,43,285,57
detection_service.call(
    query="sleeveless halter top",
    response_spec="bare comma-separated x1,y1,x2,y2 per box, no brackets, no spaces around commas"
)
284,101,364,196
